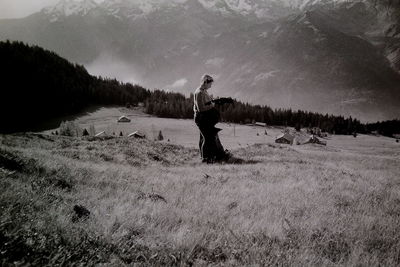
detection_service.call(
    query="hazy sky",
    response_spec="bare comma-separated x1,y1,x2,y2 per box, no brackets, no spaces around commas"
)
0,0,102,19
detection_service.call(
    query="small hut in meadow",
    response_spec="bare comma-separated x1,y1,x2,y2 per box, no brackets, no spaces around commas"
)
304,135,327,146
128,131,146,139
254,122,267,127
117,116,131,123
275,133,294,145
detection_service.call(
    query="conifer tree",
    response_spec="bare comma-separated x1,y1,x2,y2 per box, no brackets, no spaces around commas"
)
158,130,164,141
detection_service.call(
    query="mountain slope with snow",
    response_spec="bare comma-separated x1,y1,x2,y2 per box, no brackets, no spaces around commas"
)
40,0,298,21
43,0,99,21
0,0,399,121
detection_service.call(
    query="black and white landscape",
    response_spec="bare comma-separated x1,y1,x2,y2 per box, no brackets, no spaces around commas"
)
1,0,399,121
1,1,400,266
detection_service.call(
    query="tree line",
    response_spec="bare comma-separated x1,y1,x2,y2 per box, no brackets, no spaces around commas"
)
0,40,150,132
1,40,398,137
144,91,390,136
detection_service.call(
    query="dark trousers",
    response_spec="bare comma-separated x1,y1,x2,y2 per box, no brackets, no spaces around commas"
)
195,110,225,160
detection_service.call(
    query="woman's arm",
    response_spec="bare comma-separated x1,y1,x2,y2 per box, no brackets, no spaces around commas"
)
196,91,214,112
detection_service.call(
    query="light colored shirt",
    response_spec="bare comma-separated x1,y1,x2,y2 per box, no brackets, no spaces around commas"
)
194,87,213,113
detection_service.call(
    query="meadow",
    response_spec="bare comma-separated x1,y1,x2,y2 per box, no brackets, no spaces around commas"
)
43,107,283,149
1,109,400,266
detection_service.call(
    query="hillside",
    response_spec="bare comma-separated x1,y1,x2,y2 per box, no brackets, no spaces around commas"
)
0,41,150,133
1,133,400,265
1,0,399,121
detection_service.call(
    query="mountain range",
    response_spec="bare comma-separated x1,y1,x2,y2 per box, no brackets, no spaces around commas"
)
0,0,399,121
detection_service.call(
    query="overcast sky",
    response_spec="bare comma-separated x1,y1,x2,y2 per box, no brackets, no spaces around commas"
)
0,0,102,19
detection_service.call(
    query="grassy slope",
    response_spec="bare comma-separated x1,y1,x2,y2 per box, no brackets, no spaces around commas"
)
1,133,400,266
41,106,290,149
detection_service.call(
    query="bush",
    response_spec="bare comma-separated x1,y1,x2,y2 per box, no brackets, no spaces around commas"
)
158,130,164,141
59,121,81,137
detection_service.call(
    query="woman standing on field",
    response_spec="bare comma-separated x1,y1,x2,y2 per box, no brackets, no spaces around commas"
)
193,74,228,163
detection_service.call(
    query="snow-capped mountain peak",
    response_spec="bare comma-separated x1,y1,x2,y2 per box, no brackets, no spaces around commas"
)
41,0,367,22
43,0,294,20
44,0,98,20
195,0,297,19
97,0,188,20
198,0,252,15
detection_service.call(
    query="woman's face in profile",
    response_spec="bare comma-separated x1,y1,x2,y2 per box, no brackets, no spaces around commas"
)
205,81,213,90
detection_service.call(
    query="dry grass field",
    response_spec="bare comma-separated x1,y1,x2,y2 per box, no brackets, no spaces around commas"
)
42,107,284,149
1,112,400,266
